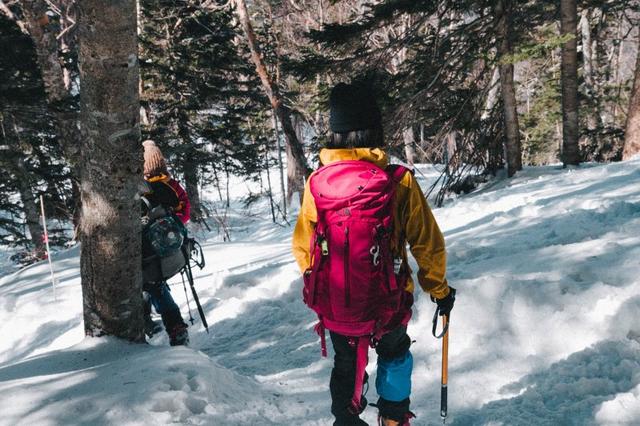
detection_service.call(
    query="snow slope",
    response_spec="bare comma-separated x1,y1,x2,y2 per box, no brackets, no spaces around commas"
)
1,160,639,425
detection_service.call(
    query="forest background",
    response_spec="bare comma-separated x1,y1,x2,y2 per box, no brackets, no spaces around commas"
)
1,0,640,338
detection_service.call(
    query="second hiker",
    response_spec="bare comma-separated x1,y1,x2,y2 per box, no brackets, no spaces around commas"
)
141,139,191,346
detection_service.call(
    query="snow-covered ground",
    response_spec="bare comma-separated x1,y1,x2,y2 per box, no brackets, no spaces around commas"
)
1,160,639,425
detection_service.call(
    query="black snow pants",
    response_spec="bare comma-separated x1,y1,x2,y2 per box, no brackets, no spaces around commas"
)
329,326,412,425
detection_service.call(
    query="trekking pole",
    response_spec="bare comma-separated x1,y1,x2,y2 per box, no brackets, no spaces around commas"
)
185,259,209,333
432,307,450,424
181,271,195,325
441,314,449,424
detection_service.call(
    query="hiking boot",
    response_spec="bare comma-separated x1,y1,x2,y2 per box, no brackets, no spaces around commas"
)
169,324,189,346
378,411,415,426
144,312,163,337
334,419,368,426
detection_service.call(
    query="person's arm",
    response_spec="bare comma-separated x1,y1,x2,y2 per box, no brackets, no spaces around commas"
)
402,173,450,299
292,178,317,274
168,179,191,224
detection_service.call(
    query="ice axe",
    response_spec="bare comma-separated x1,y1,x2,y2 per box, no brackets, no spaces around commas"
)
432,307,450,424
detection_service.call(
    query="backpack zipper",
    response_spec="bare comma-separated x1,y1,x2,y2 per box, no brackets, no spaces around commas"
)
344,226,350,307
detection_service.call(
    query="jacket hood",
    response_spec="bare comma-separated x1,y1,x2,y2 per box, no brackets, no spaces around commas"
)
319,148,389,169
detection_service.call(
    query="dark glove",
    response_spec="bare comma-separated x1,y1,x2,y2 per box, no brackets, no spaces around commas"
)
432,287,456,316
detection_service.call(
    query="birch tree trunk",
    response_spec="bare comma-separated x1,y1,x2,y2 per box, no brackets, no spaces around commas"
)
232,0,310,202
403,127,417,165
288,114,306,204
623,34,640,160
580,10,594,90
78,0,144,341
482,67,500,120
561,0,580,166
495,0,522,177
580,9,600,150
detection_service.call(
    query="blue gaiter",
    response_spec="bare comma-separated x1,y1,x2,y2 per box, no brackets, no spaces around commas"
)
376,351,413,401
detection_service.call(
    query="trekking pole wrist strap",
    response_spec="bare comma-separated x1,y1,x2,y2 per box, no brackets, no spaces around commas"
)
432,307,449,338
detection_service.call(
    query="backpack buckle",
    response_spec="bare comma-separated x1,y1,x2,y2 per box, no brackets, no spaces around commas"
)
370,245,380,266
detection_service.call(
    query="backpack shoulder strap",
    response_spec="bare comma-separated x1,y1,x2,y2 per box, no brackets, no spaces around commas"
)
386,164,413,184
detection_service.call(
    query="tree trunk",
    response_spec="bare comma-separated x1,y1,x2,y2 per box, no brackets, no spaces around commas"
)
183,161,203,222
482,67,500,120
580,9,599,150
71,179,81,240
264,148,277,223
495,0,522,177
177,114,203,222
3,113,46,255
286,143,304,203
288,114,307,204
580,10,594,90
78,0,144,342
561,0,580,166
16,169,45,258
623,34,640,160
272,112,287,219
403,127,416,165
232,0,310,188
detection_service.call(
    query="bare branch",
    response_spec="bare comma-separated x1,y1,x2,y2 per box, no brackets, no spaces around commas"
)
0,0,29,34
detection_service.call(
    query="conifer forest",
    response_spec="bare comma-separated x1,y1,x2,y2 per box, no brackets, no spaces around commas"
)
2,0,639,258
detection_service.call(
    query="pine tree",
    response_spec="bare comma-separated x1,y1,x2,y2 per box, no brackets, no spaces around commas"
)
140,0,264,222
0,13,72,258
495,0,522,177
78,0,144,341
233,0,311,202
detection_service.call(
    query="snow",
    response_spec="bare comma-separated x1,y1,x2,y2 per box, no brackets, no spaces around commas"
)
1,159,640,425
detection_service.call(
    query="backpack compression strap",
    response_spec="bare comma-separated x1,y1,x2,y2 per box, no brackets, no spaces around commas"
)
350,337,371,415
349,164,410,415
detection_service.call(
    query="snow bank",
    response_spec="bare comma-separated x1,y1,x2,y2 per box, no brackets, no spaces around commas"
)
1,159,640,425
0,337,282,425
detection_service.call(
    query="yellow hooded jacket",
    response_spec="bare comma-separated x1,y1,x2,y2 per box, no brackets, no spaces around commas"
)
292,148,450,299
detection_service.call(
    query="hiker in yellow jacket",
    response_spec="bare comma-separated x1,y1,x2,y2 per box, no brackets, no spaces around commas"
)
292,83,456,426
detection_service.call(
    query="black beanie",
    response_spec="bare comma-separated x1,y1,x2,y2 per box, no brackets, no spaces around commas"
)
329,82,382,133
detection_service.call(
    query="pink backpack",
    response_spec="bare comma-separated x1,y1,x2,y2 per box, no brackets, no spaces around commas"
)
303,160,413,414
